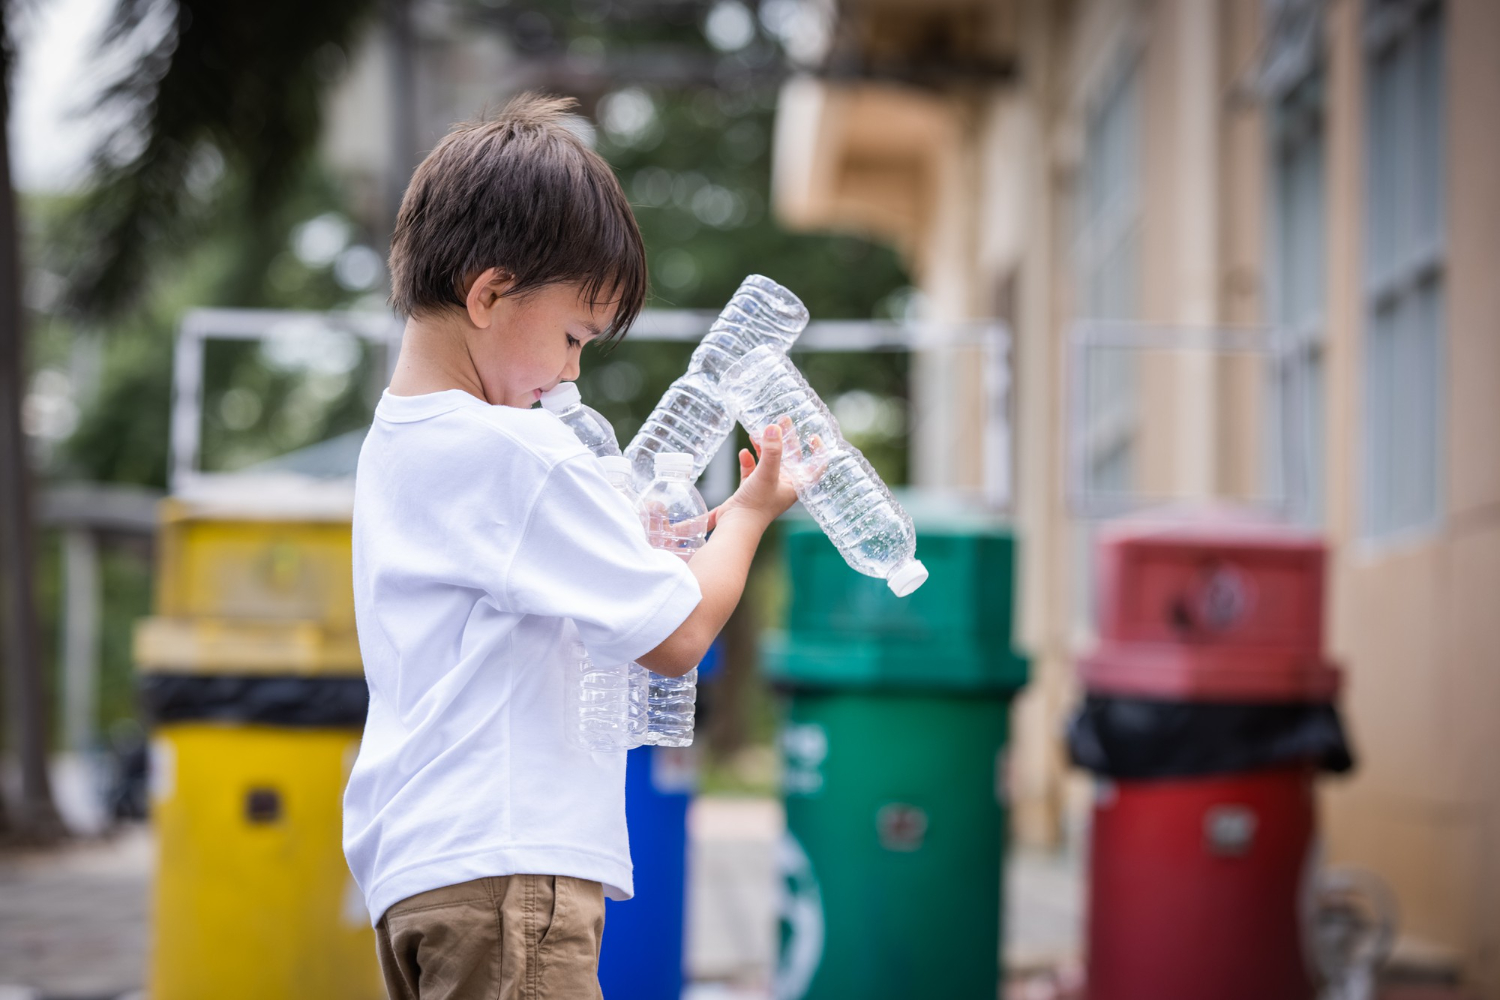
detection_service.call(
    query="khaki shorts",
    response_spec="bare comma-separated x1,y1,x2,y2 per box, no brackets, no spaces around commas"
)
375,875,606,1000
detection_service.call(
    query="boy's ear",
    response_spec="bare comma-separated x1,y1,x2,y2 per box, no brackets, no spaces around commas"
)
464,267,516,328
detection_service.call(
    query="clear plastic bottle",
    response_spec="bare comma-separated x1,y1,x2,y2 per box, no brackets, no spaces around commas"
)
553,399,644,751
636,452,707,746
540,381,621,457
566,639,646,752
626,274,810,489
600,455,652,738
720,345,929,597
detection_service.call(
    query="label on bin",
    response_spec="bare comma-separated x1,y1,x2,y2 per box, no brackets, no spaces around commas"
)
782,723,828,797
1203,804,1258,856
876,802,928,852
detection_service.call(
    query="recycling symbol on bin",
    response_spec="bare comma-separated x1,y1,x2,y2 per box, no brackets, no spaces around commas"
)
1171,562,1254,636
775,831,825,1000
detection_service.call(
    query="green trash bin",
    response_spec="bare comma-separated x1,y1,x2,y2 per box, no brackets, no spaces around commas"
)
767,516,1028,1000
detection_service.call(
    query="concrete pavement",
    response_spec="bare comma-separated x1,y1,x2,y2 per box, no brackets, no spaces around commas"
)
0,794,1085,999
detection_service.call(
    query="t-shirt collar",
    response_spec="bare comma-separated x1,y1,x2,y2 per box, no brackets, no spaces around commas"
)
376,388,493,423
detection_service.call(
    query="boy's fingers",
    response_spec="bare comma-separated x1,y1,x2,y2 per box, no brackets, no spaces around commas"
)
756,424,784,481
739,448,756,480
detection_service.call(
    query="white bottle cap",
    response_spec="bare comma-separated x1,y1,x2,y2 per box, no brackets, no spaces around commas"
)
599,455,631,481
887,559,929,597
653,452,695,478
539,382,581,412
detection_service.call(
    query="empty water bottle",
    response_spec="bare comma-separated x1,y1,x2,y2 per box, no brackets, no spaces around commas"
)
721,345,929,597
566,639,646,752
599,454,641,513
600,454,652,737
637,452,706,746
540,381,620,457
548,395,645,752
626,275,810,488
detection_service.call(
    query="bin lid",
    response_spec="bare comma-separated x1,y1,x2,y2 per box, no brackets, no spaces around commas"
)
763,629,1028,693
781,507,1020,645
1088,504,1332,700
1079,644,1342,703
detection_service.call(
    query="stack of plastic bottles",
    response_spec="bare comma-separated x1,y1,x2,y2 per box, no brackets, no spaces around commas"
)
543,275,927,753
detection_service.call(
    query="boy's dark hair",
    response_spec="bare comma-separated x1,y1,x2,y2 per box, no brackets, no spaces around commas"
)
388,93,645,340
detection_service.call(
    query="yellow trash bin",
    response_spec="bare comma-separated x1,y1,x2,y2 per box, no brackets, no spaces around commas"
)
136,499,382,1000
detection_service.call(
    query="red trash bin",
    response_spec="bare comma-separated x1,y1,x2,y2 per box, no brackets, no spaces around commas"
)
1072,511,1351,1000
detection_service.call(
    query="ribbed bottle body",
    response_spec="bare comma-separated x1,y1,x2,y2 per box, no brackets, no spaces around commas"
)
626,275,809,488
721,346,926,594
644,667,696,748
567,641,647,752
637,461,707,746
555,411,641,752
628,372,733,487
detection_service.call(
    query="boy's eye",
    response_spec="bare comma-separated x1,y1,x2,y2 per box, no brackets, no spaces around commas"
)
566,334,582,349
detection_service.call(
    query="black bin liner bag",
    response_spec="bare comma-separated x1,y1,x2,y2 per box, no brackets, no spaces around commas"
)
142,674,369,728
1067,694,1354,781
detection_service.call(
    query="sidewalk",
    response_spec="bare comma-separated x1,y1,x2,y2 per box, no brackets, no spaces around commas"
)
0,794,1085,999
3,796,1474,1000
0,824,150,999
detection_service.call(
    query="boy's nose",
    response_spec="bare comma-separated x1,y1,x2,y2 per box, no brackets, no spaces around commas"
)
562,356,581,381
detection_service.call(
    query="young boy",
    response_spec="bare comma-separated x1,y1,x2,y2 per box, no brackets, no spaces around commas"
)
342,93,798,1000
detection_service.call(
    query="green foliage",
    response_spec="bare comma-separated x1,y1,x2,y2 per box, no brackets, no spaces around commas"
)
67,0,376,319
49,166,378,487
198,334,381,475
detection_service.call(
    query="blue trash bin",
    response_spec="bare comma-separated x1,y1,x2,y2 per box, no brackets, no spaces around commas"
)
597,642,721,999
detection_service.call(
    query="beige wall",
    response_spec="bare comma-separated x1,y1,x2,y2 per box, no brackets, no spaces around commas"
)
1319,0,1500,991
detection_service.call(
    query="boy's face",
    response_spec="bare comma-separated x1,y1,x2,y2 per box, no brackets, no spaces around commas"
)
476,279,612,408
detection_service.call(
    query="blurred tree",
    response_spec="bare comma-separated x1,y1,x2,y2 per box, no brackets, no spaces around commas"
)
55,167,378,487
0,1,65,841
66,0,377,316
0,0,377,839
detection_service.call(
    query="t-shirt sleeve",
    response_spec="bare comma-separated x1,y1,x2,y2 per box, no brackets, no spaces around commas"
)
502,454,703,666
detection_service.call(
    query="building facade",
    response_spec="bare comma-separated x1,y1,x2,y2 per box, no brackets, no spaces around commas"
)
772,0,1500,990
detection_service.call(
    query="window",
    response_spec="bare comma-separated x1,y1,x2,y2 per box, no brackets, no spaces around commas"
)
1075,60,1142,496
1072,58,1142,636
1363,0,1445,538
1269,69,1327,525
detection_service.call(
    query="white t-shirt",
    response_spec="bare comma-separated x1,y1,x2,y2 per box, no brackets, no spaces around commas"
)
343,389,701,924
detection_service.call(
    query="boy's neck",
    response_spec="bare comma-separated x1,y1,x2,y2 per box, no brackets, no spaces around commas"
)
387,312,489,401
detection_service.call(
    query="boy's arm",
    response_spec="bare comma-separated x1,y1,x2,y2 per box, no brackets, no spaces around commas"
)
637,425,796,676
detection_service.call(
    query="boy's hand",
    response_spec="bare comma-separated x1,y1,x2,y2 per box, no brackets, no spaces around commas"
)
706,419,825,532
